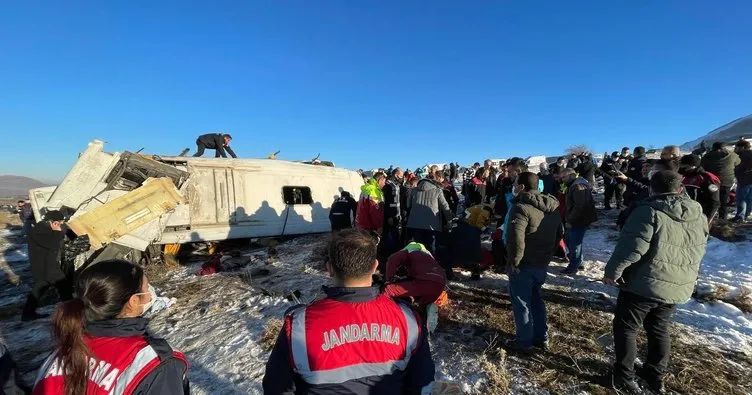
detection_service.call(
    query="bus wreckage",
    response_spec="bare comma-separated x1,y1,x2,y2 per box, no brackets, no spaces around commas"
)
30,140,364,265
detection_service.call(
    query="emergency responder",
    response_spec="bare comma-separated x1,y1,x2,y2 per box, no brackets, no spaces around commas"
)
263,229,435,394
679,154,721,223
355,172,386,233
32,260,189,395
193,133,237,158
329,192,357,231
22,210,72,321
384,242,446,307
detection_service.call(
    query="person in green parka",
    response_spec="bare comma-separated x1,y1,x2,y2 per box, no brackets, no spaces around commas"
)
603,170,708,394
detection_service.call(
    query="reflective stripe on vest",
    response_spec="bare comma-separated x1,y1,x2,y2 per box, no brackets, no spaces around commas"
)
113,346,159,394
289,301,420,385
33,346,160,395
34,351,58,387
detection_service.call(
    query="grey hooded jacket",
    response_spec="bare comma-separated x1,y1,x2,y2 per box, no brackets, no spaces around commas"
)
406,179,453,231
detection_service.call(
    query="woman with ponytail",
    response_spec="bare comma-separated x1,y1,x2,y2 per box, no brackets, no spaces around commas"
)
32,260,189,395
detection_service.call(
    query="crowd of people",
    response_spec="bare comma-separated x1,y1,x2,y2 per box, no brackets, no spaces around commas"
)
4,138,752,395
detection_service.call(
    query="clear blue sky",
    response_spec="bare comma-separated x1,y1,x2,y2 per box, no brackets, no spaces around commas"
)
2,1,752,183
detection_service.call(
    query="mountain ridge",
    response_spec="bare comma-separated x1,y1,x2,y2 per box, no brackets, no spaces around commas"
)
0,175,48,198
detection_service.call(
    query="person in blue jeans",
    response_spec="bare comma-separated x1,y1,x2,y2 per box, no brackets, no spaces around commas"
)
736,185,752,222
505,172,563,353
559,168,598,274
565,225,587,272
734,139,752,222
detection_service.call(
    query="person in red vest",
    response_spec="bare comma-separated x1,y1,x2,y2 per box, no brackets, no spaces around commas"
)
384,242,447,307
355,172,387,234
33,260,188,395
263,229,435,395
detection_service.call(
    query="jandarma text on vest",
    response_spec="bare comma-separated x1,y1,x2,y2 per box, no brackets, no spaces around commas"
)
44,357,121,391
322,323,401,351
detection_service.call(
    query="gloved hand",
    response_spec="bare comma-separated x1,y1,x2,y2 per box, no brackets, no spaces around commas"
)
506,264,520,275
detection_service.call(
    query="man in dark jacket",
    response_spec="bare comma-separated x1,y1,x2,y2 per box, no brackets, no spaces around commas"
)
615,159,677,229
549,157,567,175
21,210,71,321
494,160,525,227
329,192,357,231
193,133,237,158
604,171,708,394
701,142,740,221
734,139,752,222
538,163,557,196
679,154,721,223
381,169,405,263
484,160,499,204
263,229,435,395
506,172,562,353
623,146,648,206
406,171,453,252
566,154,580,169
575,154,596,186
560,169,598,274
600,152,625,210
449,162,458,181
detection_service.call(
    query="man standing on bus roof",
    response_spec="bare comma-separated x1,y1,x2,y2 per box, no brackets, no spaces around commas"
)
193,133,237,158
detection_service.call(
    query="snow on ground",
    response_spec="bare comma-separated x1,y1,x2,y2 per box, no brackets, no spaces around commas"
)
0,228,28,263
1,212,752,393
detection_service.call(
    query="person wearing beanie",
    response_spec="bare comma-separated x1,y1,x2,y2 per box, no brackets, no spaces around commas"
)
679,154,721,223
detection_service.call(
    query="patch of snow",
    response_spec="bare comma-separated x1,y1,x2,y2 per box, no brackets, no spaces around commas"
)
1,246,28,263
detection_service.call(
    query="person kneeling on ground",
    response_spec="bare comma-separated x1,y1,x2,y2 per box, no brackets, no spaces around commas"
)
439,204,495,280
384,242,447,307
604,170,708,395
505,172,562,354
263,229,435,395
33,259,189,395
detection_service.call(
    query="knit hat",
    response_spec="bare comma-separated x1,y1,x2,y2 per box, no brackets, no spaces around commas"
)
44,210,65,221
680,154,701,168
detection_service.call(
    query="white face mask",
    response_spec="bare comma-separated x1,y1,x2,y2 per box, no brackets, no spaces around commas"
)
134,285,157,316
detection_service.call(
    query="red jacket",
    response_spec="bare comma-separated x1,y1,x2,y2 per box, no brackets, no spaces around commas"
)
262,287,435,395
355,180,384,230
682,169,721,221
33,320,187,395
386,244,446,286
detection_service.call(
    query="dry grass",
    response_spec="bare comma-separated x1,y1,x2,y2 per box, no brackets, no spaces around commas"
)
260,318,284,351
444,283,752,394
710,222,743,242
695,285,752,314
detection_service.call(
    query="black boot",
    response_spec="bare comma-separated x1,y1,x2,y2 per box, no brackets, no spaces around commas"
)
612,374,641,395
21,294,47,322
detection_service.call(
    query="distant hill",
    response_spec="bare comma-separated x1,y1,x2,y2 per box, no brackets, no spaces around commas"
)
0,175,48,198
681,115,752,151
